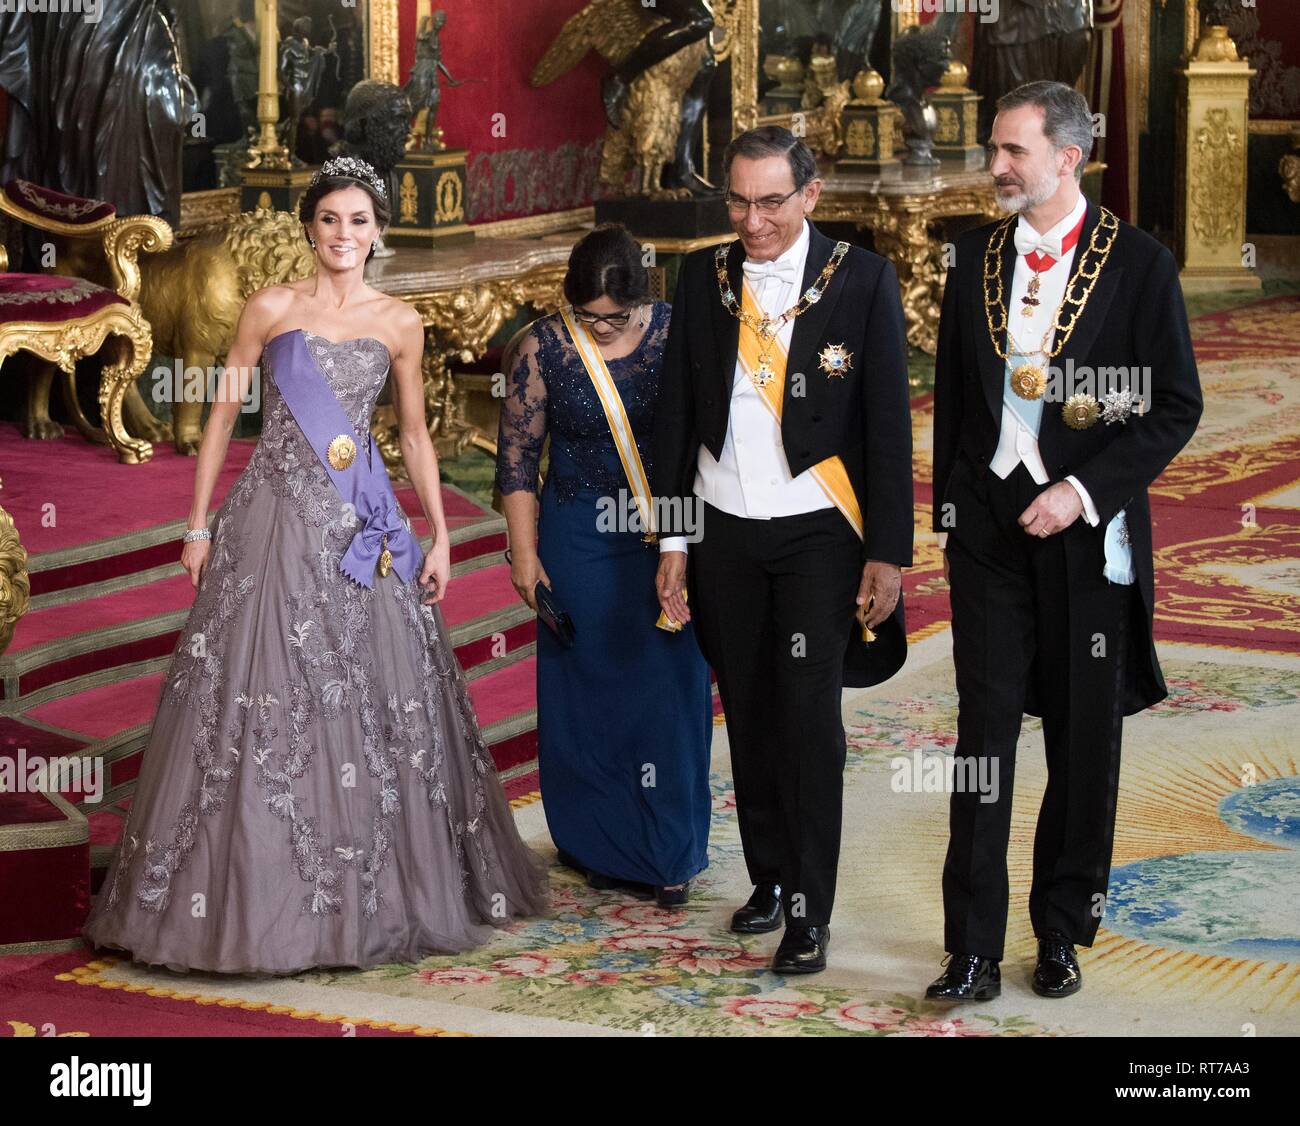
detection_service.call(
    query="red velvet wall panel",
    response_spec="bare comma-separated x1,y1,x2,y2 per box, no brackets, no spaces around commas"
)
397,0,610,223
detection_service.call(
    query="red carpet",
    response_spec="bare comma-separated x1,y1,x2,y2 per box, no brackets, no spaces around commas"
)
0,949,454,1036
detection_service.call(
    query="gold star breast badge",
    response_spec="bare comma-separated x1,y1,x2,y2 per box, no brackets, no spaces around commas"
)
818,343,853,378
1062,393,1101,430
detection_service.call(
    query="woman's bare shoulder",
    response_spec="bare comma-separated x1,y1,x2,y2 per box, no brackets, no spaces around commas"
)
235,284,299,345
244,281,302,312
375,293,423,334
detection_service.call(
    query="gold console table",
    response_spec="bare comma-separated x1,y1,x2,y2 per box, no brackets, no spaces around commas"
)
816,162,1000,356
362,234,578,464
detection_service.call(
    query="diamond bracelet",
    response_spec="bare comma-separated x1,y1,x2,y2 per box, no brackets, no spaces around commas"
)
182,528,211,543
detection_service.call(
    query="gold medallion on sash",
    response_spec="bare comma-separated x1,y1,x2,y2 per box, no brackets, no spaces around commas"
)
327,434,357,470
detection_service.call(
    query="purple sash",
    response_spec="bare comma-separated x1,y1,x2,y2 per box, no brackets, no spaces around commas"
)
266,330,423,589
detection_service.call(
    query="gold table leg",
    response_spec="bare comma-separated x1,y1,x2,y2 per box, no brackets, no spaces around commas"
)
373,266,568,472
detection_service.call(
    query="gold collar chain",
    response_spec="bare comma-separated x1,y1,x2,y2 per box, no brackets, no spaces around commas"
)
716,240,850,386
984,206,1119,401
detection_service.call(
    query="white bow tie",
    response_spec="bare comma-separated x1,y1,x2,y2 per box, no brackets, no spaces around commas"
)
742,258,799,285
1014,225,1065,260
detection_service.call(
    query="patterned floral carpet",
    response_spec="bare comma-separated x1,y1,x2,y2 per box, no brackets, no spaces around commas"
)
5,293,1298,1037
61,634,1298,1037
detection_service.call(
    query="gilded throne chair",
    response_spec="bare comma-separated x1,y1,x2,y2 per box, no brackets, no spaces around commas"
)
0,179,172,464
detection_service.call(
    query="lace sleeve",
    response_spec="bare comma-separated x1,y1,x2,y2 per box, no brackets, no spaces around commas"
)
494,327,547,495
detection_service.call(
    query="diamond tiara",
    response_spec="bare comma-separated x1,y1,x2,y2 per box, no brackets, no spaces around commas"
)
309,155,387,201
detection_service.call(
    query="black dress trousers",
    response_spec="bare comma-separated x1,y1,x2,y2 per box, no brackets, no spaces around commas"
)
690,498,862,928
942,456,1134,960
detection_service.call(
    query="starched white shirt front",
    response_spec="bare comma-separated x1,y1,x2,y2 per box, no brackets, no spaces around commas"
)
696,220,833,518
937,193,1106,551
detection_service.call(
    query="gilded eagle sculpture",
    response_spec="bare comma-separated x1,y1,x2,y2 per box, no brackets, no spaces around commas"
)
531,0,732,198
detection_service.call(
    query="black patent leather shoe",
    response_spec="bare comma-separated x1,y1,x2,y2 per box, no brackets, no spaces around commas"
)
772,925,829,975
925,953,1001,1001
655,881,690,908
730,883,783,934
1032,930,1082,998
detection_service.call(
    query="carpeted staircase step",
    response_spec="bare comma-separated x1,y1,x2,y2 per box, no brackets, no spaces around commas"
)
467,654,539,801
2,514,513,715
0,789,88,950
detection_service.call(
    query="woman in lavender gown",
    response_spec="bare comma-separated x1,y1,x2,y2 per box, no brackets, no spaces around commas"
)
82,156,548,975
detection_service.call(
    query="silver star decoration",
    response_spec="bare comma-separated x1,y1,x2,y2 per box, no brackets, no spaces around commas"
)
1101,388,1135,425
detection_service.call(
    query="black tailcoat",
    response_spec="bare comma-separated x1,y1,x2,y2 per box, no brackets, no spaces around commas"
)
931,199,1203,714
652,221,915,686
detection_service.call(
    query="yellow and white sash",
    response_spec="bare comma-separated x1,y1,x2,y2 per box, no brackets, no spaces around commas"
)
737,284,863,540
560,306,657,540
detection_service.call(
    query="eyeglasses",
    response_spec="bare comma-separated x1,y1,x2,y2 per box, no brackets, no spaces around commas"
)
723,186,801,215
572,307,632,328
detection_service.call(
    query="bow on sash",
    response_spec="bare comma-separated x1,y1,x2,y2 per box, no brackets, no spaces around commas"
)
267,330,423,590
339,489,418,588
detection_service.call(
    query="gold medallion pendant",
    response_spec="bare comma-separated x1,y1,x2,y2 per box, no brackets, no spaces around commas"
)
1062,393,1101,430
378,532,392,578
818,342,853,378
715,240,852,391
1010,363,1047,400
327,434,357,470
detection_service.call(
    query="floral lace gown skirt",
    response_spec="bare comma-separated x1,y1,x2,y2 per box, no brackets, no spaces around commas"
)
82,330,548,974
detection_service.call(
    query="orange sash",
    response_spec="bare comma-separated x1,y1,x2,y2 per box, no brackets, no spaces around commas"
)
737,284,863,540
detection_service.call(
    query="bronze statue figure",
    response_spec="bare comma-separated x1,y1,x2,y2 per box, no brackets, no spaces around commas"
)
886,12,958,167
599,0,715,129
403,10,467,152
336,79,412,195
0,0,194,227
278,15,339,164
972,0,1093,140
532,0,725,198
833,0,883,83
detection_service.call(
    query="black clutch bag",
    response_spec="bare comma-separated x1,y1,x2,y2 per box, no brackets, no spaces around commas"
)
534,581,576,648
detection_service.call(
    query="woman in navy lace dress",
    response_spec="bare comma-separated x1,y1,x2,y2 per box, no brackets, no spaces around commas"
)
495,225,712,906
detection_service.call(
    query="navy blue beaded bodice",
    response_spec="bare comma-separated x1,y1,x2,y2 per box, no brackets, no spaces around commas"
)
494,302,671,504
